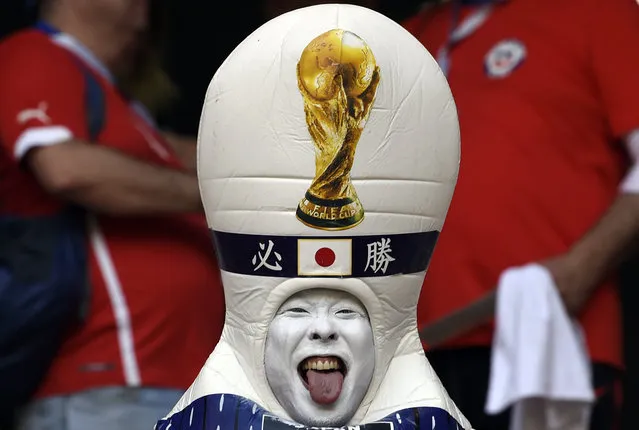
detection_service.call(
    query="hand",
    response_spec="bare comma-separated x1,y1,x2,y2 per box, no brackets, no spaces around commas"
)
296,65,381,148
348,67,381,125
541,253,596,316
297,67,349,152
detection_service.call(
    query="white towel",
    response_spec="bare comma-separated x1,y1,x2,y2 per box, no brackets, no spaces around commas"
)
485,263,595,430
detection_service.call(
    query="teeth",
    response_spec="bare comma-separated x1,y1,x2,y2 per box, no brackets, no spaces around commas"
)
303,358,341,371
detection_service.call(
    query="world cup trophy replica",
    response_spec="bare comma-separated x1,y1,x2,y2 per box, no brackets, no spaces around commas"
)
296,29,380,231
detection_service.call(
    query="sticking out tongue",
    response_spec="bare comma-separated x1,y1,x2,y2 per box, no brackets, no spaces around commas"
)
306,370,344,404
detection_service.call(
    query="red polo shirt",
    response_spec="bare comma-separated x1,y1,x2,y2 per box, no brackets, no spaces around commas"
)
404,0,639,368
0,29,224,396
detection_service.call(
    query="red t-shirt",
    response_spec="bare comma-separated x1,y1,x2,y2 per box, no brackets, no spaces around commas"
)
0,30,225,396
404,0,639,368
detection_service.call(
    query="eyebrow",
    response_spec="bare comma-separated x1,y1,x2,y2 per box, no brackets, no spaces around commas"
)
334,301,367,312
281,299,309,309
282,297,366,311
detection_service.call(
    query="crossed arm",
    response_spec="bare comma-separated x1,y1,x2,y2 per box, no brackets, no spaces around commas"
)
551,132,639,305
421,131,639,346
27,138,202,216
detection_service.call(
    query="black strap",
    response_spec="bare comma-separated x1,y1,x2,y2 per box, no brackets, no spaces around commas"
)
77,63,106,141
69,60,106,321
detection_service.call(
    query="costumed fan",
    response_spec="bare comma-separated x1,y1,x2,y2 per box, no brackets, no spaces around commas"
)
156,4,472,430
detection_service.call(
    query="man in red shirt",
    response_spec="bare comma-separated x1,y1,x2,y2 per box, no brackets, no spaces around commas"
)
0,0,224,428
404,0,639,428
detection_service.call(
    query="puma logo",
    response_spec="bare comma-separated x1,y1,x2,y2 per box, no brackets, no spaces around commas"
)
17,102,51,125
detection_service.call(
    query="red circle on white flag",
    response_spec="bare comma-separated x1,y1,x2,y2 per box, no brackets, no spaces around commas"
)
315,247,336,267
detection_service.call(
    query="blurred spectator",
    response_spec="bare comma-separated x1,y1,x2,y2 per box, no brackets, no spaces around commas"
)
0,0,224,428
403,0,639,429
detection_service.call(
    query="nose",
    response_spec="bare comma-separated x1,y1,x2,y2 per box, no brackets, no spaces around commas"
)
309,316,338,342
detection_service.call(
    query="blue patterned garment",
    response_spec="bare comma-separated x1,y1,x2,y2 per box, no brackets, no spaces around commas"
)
155,394,463,430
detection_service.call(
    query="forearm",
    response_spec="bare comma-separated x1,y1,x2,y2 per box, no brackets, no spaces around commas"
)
30,141,202,216
566,193,639,290
565,129,639,288
163,132,197,172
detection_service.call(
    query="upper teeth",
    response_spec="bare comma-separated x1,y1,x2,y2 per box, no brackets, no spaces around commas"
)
303,358,341,371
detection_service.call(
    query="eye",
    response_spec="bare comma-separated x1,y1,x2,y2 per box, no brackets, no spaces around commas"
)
336,309,357,316
286,307,309,314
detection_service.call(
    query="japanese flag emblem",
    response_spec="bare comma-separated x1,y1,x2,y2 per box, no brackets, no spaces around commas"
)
297,239,352,276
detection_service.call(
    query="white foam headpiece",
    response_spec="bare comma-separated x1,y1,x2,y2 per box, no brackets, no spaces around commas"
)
165,4,471,429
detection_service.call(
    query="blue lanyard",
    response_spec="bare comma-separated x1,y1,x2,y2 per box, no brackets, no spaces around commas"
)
437,1,496,77
34,20,115,84
35,20,60,35
32,20,156,130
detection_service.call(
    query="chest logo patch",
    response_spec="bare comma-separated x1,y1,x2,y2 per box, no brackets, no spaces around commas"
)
484,39,527,79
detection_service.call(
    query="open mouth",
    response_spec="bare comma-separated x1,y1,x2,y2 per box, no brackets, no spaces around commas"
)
297,356,347,405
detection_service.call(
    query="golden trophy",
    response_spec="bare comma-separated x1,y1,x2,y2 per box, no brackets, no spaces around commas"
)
295,29,381,231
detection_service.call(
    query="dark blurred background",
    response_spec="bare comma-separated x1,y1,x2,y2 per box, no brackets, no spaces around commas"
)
0,0,427,136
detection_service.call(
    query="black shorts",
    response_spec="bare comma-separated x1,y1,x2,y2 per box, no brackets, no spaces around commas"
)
427,346,622,430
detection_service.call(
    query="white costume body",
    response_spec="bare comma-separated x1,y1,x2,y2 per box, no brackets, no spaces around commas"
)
156,4,473,430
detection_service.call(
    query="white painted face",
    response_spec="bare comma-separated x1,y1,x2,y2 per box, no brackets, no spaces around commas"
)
265,288,375,427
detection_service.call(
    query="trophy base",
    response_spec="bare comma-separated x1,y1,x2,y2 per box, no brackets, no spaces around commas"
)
296,191,364,231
